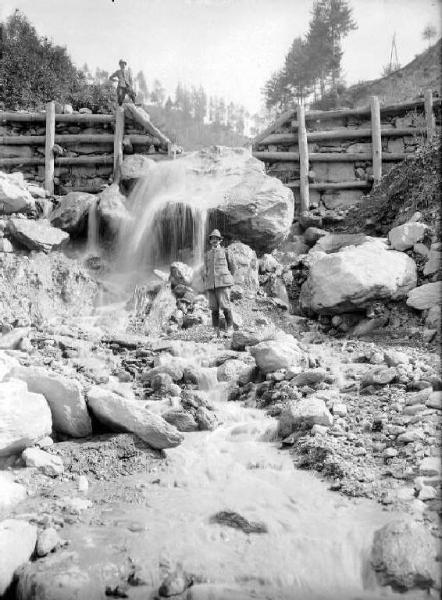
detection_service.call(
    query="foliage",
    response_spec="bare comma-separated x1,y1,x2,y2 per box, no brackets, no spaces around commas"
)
263,0,357,113
67,79,116,113
0,10,82,110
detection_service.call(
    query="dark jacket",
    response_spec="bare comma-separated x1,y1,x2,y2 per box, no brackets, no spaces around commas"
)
203,246,235,289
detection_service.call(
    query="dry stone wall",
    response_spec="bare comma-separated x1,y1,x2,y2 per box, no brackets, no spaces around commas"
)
255,100,441,213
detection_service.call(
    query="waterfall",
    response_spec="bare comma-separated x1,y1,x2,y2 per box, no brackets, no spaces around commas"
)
117,159,220,281
87,199,100,256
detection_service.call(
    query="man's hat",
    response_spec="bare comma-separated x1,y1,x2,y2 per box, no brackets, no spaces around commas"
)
209,229,222,239
119,59,127,65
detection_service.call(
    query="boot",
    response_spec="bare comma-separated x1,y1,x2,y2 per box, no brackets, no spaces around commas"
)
223,309,233,335
211,310,220,337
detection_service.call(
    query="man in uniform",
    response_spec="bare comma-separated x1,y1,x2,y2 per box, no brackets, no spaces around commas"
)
109,59,136,105
203,229,236,336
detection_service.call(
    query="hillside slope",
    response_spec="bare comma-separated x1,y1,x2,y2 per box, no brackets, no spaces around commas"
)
344,39,441,108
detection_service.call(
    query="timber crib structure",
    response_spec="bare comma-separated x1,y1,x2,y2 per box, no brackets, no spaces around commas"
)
0,102,172,195
252,90,441,213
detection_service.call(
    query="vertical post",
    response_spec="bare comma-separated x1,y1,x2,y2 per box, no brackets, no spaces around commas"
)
424,89,435,140
44,101,55,195
370,96,382,184
297,103,309,212
113,107,125,183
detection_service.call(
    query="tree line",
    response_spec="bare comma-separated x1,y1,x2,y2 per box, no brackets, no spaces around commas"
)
263,0,357,113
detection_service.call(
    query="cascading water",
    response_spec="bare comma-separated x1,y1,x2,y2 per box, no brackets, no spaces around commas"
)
86,198,100,256
117,159,214,282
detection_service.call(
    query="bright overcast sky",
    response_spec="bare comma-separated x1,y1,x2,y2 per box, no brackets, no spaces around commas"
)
0,0,440,114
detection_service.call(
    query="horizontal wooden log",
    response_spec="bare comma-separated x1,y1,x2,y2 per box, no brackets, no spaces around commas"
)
123,104,170,147
287,180,371,190
253,151,411,163
0,134,158,145
259,127,428,146
0,111,115,123
253,108,296,146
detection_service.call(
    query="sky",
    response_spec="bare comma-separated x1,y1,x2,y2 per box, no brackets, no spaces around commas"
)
0,0,440,114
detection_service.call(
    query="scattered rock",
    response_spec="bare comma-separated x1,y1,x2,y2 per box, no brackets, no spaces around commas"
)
9,366,92,438
0,472,27,512
250,332,305,374
49,192,95,235
0,379,52,457
22,447,64,477
388,222,429,251
279,398,333,435
0,519,37,596
97,185,131,234
162,409,199,432
36,527,61,557
0,171,35,214
87,386,184,450
8,218,69,253
210,511,268,534
158,566,193,597
371,519,439,591
406,282,442,310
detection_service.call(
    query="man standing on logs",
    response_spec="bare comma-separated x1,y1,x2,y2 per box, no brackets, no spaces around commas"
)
109,59,136,105
203,229,236,337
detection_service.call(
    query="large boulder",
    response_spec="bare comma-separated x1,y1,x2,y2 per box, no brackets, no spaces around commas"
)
8,218,69,253
120,154,155,181
250,332,306,374
228,242,259,290
0,171,35,215
97,184,131,234
0,379,52,456
170,262,194,287
0,519,37,596
388,222,429,251
172,148,293,253
9,366,92,438
49,192,95,235
0,350,19,380
406,281,442,310
371,519,439,591
300,240,417,315
87,386,183,449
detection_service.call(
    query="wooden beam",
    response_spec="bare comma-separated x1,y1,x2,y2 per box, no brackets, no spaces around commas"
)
252,108,296,147
287,180,371,190
259,127,428,146
297,104,309,212
44,101,55,195
370,96,382,184
123,103,170,147
0,111,115,123
424,89,435,140
253,151,409,163
0,133,158,146
113,107,125,183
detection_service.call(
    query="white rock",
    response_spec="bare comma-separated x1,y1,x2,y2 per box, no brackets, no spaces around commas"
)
8,218,69,253
424,390,442,411
0,172,35,214
311,424,329,435
419,456,441,477
407,282,442,310
9,365,92,438
87,386,184,449
279,398,333,435
0,238,13,253
0,519,37,595
0,472,27,512
49,191,95,235
36,527,61,557
388,222,429,251
384,350,409,367
0,327,30,350
0,379,52,457
77,475,89,494
59,496,92,514
418,486,437,501
217,359,251,383
97,184,131,234
22,447,64,477
250,332,306,374
332,403,347,417
423,249,441,276
300,241,417,314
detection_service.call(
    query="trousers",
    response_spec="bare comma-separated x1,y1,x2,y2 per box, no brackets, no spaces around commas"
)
207,286,231,310
117,86,136,105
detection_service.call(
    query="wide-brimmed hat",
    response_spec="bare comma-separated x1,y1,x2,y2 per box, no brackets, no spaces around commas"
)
119,59,127,65
209,229,222,239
